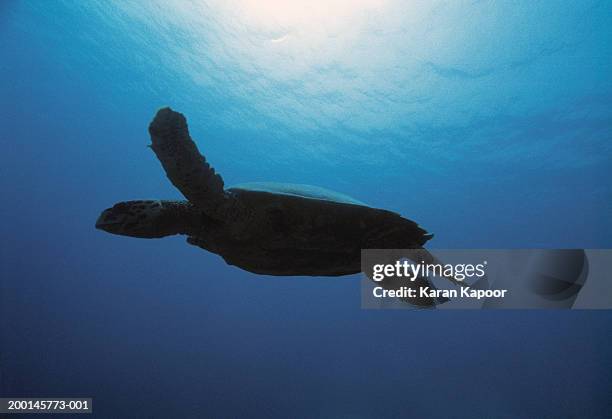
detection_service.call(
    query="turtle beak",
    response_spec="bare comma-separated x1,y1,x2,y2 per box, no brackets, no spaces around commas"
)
95,207,125,234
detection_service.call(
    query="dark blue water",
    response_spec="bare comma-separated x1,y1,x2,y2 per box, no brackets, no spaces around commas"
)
1,1,611,417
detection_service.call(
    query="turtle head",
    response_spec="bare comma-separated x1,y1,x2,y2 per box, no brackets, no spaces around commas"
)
96,200,186,238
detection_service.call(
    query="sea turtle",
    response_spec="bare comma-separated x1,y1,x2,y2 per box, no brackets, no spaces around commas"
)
96,108,459,305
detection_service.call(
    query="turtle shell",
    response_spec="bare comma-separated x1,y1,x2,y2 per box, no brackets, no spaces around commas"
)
227,182,367,206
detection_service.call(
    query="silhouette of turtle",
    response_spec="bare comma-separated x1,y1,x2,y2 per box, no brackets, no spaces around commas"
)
96,108,459,304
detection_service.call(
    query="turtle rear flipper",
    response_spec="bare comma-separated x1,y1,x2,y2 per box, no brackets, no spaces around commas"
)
149,107,227,220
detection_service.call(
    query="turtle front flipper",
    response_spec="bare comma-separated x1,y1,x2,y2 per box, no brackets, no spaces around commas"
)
149,107,228,220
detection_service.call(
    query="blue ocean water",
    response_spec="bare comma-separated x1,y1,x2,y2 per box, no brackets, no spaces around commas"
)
1,1,611,417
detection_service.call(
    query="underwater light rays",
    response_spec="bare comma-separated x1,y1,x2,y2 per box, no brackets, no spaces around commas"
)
101,0,612,170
